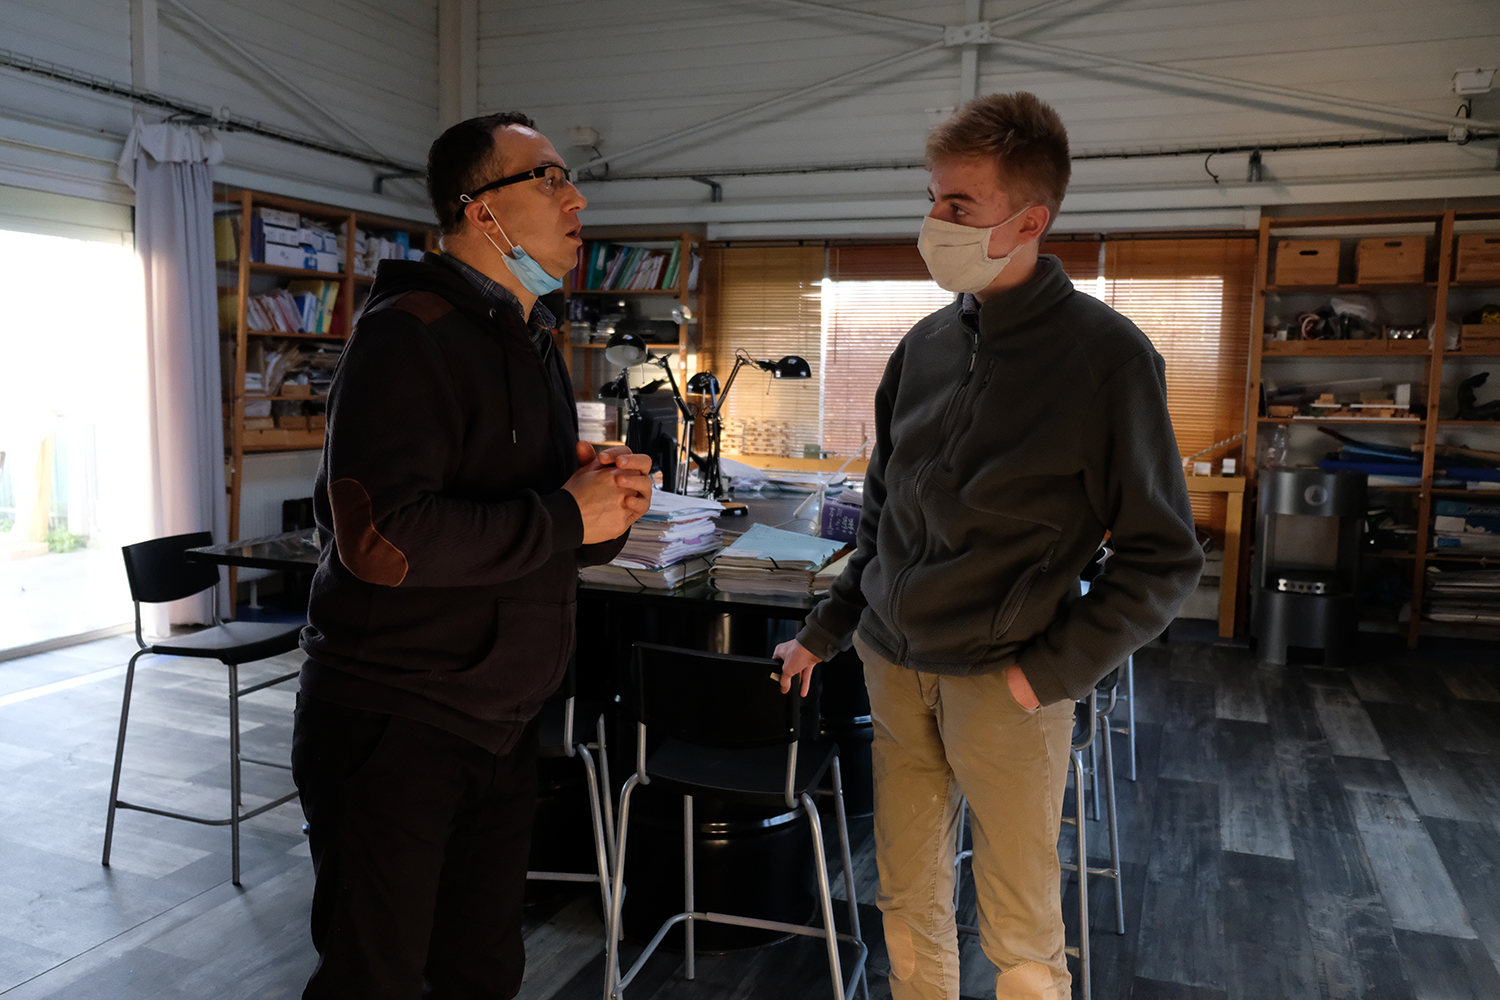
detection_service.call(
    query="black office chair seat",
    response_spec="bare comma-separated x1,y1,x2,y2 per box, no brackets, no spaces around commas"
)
646,736,840,807
149,620,303,664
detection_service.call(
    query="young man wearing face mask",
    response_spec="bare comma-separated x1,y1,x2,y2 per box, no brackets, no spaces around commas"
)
292,112,653,999
774,93,1202,1000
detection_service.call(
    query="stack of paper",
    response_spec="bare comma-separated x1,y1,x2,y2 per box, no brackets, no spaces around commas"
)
577,402,609,444
579,490,725,589
1425,565,1500,624
710,523,847,596
813,552,852,594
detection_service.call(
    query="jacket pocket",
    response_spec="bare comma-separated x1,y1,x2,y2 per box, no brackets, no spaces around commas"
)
423,597,574,723
992,540,1058,640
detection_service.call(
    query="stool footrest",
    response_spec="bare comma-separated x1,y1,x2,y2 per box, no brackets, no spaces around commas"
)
112,788,298,827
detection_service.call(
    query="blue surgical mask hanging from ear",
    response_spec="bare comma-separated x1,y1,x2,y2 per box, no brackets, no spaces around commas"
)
459,194,564,296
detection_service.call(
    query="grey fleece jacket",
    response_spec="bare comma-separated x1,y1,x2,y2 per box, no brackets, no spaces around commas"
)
796,255,1203,706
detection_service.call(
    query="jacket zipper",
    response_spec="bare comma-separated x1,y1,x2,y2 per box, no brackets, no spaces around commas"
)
888,322,980,662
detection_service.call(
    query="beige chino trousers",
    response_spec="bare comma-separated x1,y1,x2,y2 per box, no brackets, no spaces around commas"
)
855,634,1075,1000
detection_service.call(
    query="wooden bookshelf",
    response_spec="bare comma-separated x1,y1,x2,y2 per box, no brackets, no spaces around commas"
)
214,187,435,601
1246,208,1500,647
559,232,702,402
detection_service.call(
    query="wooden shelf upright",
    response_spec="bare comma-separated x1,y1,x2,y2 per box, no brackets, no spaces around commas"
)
1243,209,1500,647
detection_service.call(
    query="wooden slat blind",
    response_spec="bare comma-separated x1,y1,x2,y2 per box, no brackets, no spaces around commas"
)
708,246,824,456
708,237,1253,534
823,279,956,457
1102,238,1256,537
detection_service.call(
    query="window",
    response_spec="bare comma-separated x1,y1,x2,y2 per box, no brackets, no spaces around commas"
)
707,246,823,457
0,225,149,652
1102,239,1256,536
706,237,1254,538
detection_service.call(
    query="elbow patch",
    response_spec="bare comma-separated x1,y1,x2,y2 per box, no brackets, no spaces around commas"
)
328,478,409,586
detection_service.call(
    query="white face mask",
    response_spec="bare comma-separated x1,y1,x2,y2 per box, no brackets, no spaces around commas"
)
917,206,1033,294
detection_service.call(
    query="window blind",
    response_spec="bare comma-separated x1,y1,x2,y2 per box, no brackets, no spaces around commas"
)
1102,238,1256,537
823,279,955,457
708,246,824,456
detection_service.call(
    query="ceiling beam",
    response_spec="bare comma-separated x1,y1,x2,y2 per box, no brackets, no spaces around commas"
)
438,0,478,128
577,39,946,174
750,0,942,37
959,0,981,104
157,0,396,161
980,32,1499,133
130,0,159,94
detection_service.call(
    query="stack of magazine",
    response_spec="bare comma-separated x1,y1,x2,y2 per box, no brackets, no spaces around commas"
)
1425,565,1500,625
578,491,724,589
710,523,847,596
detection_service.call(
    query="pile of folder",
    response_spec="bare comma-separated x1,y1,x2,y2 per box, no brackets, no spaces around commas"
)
709,523,848,596
1425,565,1500,625
578,491,724,589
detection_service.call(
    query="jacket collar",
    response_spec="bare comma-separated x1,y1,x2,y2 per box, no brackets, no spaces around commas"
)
973,255,1075,335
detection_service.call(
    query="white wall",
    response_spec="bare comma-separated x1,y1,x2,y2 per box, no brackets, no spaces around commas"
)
479,0,1500,237
1,0,440,219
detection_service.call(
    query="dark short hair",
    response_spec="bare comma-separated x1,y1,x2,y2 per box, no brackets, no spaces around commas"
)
926,93,1070,234
426,112,537,235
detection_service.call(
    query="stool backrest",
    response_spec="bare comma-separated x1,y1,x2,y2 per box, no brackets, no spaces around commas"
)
631,642,800,750
121,532,219,605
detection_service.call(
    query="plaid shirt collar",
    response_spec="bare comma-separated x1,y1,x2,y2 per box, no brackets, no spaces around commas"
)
433,252,556,347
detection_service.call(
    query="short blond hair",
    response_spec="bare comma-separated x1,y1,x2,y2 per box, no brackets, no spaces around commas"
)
926,92,1071,231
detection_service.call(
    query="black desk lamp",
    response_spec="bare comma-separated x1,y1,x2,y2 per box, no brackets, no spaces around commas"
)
689,349,812,499
604,332,694,493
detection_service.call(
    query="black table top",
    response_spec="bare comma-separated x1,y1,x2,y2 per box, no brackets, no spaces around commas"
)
185,529,321,571
184,490,835,617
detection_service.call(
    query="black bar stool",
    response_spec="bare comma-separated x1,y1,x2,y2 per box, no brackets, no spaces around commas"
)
103,532,304,885
605,642,868,1000
526,659,615,921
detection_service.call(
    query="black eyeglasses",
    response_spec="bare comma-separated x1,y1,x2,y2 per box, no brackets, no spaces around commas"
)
459,164,573,202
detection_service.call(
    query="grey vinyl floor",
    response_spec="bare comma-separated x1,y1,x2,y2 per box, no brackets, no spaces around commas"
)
0,626,1497,999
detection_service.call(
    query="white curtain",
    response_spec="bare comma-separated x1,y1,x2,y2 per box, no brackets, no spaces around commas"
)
117,117,230,631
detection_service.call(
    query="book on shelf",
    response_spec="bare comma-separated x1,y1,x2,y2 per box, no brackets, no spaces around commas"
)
220,282,341,335
571,240,698,292
1435,500,1500,519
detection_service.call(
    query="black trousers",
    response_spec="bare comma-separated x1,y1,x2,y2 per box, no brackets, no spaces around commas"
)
291,693,540,1000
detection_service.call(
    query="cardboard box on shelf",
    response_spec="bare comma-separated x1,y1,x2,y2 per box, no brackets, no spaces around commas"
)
1456,234,1500,282
1275,239,1341,285
1356,236,1426,283
254,206,299,229
265,243,316,269
263,224,301,246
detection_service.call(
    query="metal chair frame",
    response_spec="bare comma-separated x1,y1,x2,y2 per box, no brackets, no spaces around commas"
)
526,695,617,921
1059,687,1125,1000
102,535,301,886
605,646,868,1000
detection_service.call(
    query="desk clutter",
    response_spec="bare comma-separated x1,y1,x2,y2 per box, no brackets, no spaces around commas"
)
709,523,848,596
578,490,723,588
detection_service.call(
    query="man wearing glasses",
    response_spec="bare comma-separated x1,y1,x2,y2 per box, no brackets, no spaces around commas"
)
293,112,651,999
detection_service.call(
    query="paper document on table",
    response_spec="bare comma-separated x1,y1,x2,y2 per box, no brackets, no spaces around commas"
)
714,523,844,571
639,490,726,522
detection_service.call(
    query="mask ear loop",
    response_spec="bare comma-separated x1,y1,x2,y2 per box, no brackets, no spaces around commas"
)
459,193,519,259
